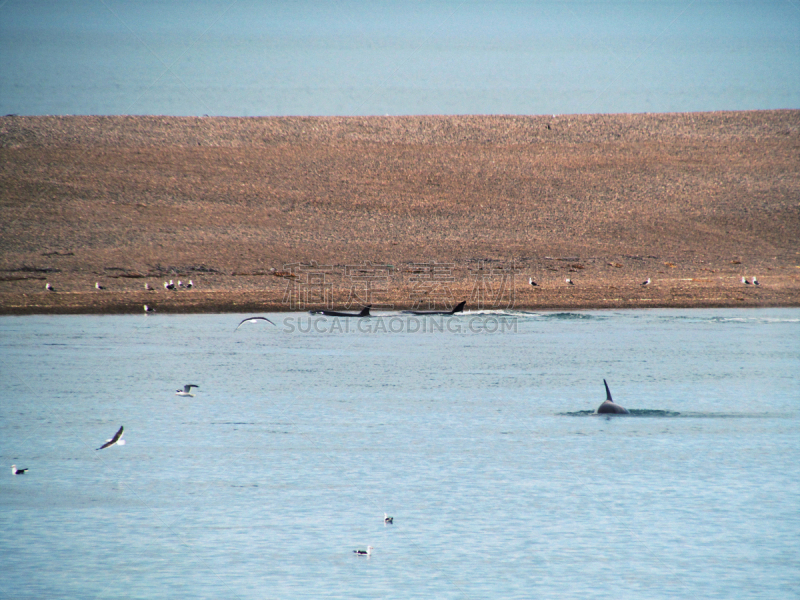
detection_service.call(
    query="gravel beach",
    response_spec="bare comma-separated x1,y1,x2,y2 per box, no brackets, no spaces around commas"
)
1,111,798,314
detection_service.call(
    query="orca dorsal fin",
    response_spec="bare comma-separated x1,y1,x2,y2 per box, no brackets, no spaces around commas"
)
603,379,613,401
359,306,371,317
451,300,466,314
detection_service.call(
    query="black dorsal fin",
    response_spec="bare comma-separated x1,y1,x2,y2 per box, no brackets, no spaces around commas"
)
603,379,613,401
451,300,466,314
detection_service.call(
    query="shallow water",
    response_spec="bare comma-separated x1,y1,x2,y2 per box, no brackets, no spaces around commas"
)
1,309,799,599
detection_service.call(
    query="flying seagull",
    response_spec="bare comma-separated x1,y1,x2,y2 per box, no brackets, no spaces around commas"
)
176,384,199,397
11,465,28,475
529,277,538,286
353,546,373,556
97,426,125,450
384,513,393,525
641,278,651,286
235,316,276,331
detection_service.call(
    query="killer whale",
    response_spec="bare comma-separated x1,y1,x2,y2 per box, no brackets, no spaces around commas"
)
596,380,630,415
402,300,466,316
309,306,371,317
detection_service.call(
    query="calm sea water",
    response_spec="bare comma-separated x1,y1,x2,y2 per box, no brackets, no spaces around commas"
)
1,309,798,599
1,1,798,116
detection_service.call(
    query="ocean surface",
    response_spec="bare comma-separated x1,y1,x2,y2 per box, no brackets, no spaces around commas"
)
1,0,798,116
1,309,798,599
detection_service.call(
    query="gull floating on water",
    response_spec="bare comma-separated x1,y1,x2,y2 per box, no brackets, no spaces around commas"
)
11,465,28,475
235,316,276,331
384,513,393,525
353,546,373,556
176,384,199,397
97,426,125,450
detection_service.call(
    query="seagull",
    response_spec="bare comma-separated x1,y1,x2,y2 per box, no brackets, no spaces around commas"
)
235,316,276,331
753,277,759,286
384,513,393,525
45,283,55,292
165,280,176,291
145,283,154,291
95,282,105,290
177,280,184,288
529,277,538,286
743,276,751,285
176,384,199,397
144,304,155,313
353,546,373,556
96,425,125,450
11,465,28,475
186,280,193,289
566,278,574,285
641,278,651,286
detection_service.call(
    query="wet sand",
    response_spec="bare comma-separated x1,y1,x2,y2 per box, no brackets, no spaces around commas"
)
1,111,798,314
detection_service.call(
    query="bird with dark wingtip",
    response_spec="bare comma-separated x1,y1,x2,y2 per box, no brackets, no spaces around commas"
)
596,380,630,414
176,384,199,397
235,316,276,331
12,465,28,475
97,426,125,450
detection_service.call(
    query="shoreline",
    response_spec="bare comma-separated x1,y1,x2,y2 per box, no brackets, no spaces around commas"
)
2,111,798,315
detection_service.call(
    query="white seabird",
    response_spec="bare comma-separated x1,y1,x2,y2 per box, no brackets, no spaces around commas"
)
529,277,538,286
45,283,55,292
145,282,154,291
743,276,751,285
753,277,759,286
566,278,574,285
11,465,28,475
353,546,373,556
95,282,105,290
97,425,125,450
186,280,193,289
165,280,176,291
144,304,155,313
642,278,651,286
235,316,276,331
176,384,199,397
384,513,393,525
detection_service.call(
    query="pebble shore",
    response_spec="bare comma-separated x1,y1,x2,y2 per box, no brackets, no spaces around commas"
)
1,111,798,314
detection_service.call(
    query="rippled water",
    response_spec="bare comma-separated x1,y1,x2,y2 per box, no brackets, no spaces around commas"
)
1,1,798,116
1,309,798,599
